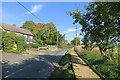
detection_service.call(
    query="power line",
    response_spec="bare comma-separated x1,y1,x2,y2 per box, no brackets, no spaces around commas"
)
16,0,43,22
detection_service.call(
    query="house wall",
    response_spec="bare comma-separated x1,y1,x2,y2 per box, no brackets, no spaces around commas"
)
0,26,2,29
0,26,34,44
23,34,34,44
1,24,34,44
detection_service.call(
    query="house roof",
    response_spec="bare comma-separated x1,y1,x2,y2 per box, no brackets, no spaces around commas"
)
0,22,33,36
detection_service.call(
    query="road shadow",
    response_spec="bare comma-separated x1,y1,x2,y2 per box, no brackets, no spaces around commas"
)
2,54,64,79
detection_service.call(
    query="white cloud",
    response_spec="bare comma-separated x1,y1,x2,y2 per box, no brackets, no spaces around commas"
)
63,27,81,34
28,4,44,14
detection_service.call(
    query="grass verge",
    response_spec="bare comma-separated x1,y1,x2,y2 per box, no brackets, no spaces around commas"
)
52,48,75,80
74,46,119,80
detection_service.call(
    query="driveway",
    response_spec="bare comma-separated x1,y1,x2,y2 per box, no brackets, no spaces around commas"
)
2,48,70,78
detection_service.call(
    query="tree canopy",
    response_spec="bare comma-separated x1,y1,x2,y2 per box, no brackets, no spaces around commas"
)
68,2,120,60
21,21,67,46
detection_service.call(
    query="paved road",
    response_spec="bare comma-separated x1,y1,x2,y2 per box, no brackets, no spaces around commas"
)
2,48,70,78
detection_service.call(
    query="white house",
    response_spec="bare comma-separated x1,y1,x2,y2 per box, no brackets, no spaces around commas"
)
0,22,34,44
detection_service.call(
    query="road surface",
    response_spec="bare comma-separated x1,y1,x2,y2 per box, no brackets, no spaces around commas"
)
2,48,70,79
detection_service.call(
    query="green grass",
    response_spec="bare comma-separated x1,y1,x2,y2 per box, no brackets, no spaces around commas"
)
54,70,74,79
53,49,75,79
75,47,119,79
60,49,71,66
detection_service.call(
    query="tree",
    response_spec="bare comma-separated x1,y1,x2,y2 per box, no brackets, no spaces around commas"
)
71,37,80,46
68,2,120,61
21,21,67,46
21,20,36,32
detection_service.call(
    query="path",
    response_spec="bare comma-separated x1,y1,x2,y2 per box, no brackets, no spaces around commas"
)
71,48,101,79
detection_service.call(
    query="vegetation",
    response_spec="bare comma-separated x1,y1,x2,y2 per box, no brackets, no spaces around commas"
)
71,37,80,46
68,2,119,61
67,2,119,79
2,30,28,53
0,29,2,49
53,49,75,79
21,21,67,46
75,46,119,79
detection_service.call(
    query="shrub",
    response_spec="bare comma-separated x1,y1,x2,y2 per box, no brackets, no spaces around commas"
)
16,36,27,53
2,30,27,53
29,43,39,48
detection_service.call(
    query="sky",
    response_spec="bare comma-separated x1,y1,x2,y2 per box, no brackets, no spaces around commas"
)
2,2,89,43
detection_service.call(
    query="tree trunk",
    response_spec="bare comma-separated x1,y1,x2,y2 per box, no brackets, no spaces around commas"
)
99,47,107,61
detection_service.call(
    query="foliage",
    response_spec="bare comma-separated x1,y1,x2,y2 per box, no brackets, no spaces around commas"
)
0,29,2,49
2,30,27,53
53,49,75,79
53,70,74,79
21,21,67,46
71,37,80,45
60,49,71,66
16,36,27,53
75,47,119,79
21,20,36,32
68,2,120,60
29,43,40,48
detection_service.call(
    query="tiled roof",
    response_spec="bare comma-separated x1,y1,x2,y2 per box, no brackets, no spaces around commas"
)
0,22,33,36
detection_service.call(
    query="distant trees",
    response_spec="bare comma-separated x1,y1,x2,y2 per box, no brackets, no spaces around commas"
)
71,37,80,46
21,21,67,46
68,2,120,61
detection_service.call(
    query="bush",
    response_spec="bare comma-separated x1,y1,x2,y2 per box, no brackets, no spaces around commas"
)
0,29,2,49
2,30,27,53
58,43,69,48
29,43,39,48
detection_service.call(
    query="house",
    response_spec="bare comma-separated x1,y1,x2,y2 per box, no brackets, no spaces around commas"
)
0,22,34,44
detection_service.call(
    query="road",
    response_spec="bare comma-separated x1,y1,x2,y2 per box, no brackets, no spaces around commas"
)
2,48,70,79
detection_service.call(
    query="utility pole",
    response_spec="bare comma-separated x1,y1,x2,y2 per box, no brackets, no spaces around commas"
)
57,31,58,48
76,25,77,47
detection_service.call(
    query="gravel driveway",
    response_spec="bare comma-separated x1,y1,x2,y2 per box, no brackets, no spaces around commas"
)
2,48,70,78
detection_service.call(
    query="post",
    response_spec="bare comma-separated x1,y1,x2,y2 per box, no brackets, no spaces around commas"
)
76,25,77,47
57,31,58,48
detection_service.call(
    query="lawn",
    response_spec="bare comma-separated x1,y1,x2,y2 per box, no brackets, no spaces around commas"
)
75,46,119,79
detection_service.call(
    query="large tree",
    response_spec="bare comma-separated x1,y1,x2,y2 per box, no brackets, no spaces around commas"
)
21,21,67,45
68,2,120,61
21,20,36,32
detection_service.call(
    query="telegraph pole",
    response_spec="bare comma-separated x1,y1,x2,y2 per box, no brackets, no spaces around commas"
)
57,31,58,48
76,25,77,47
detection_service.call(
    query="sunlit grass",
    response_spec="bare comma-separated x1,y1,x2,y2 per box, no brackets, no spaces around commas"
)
75,46,119,79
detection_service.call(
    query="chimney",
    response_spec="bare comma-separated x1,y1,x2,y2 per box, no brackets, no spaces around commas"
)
12,24,16,27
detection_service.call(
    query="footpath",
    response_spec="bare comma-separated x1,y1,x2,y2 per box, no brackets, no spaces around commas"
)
71,48,101,79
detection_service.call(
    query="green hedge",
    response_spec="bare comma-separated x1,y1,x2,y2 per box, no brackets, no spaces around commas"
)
29,43,39,48
2,30,27,53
